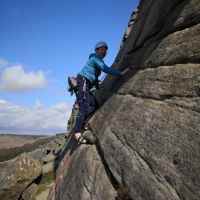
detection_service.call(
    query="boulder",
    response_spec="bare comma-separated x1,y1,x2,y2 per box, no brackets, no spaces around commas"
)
28,147,46,162
43,153,58,163
42,161,57,174
0,153,42,200
35,182,54,200
83,130,96,144
67,102,79,131
44,140,59,153
40,160,59,184
54,136,66,147
22,183,39,200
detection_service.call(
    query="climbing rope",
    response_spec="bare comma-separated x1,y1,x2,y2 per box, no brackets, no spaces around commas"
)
47,139,80,200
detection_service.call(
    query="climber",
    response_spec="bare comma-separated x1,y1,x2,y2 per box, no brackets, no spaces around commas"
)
73,41,130,143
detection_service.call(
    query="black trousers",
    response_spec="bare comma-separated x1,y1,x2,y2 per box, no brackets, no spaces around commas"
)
73,77,97,133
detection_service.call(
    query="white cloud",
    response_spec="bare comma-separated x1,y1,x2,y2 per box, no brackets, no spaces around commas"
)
51,103,68,112
34,100,43,109
0,99,7,104
0,65,47,92
0,99,73,135
0,58,9,70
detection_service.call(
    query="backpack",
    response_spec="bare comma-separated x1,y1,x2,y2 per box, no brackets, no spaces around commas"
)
67,76,78,94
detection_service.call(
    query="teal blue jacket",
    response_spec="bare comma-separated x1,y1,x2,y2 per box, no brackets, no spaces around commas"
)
78,53,122,86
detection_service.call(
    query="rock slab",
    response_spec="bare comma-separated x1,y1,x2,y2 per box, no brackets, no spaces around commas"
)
0,153,42,200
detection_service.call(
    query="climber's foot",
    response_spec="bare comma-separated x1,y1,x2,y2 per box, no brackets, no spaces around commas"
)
74,133,87,144
74,132,81,140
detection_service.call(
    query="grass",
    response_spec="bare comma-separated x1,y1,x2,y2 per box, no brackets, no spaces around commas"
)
37,180,54,194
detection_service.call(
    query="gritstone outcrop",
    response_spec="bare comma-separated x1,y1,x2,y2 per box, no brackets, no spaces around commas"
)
58,0,200,199
0,134,67,200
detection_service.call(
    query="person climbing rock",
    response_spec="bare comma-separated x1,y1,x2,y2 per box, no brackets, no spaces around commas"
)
73,41,129,143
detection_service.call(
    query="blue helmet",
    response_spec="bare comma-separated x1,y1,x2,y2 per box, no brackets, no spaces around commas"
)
95,41,108,50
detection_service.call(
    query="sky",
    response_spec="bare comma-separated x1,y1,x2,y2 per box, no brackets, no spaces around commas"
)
0,0,139,135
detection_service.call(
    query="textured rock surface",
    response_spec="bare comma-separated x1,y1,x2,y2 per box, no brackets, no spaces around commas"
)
36,182,54,200
0,134,66,200
90,94,200,199
56,145,117,200
67,103,79,131
57,0,200,199
22,183,39,200
0,153,42,200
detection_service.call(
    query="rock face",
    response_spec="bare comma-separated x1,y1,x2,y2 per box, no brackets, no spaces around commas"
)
22,183,39,200
0,134,67,200
0,153,42,200
57,0,200,200
56,145,117,200
67,103,79,131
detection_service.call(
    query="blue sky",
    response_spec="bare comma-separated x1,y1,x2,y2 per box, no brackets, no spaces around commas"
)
0,0,139,134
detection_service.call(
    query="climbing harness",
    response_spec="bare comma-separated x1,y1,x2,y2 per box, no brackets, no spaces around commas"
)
68,73,106,95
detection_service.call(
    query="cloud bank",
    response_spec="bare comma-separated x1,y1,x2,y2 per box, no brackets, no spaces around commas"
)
0,65,47,92
0,100,73,135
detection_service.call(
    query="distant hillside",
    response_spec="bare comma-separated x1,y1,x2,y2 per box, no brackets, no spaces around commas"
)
0,134,55,162
0,134,51,149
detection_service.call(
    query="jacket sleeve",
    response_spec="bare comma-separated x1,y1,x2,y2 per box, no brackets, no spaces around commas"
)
92,56,122,76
